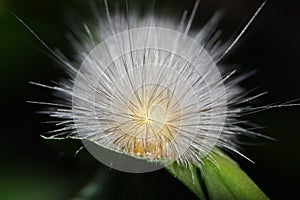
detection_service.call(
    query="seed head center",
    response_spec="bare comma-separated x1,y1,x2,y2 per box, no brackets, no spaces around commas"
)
112,83,182,159
137,103,167,134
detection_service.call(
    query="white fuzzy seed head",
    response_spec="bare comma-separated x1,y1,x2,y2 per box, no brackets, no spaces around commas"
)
72,27,226,165
38,1,268,172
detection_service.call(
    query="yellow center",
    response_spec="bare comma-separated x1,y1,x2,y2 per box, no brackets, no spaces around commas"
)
113,84,181,160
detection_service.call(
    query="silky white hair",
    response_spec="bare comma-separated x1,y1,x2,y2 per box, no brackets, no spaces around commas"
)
25,0,287,169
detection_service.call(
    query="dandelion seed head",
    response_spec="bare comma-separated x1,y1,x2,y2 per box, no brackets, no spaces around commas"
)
33,0,269,172
70,25,228,171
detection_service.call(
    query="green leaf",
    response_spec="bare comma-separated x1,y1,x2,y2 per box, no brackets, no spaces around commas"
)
201,150,269,200
166,162,206,200
166,150,268,200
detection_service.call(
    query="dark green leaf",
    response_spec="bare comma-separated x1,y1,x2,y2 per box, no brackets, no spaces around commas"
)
166,162,206,200
202,150,269,200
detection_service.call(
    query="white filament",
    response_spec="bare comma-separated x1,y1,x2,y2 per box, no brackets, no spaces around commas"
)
25,1,278,172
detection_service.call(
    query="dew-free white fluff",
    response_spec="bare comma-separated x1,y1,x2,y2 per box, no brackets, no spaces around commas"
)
34,0,269,169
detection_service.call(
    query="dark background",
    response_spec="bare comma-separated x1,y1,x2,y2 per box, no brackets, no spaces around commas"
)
0,0,299,199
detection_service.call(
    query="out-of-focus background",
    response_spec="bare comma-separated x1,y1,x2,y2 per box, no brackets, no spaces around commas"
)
0,0,299,199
